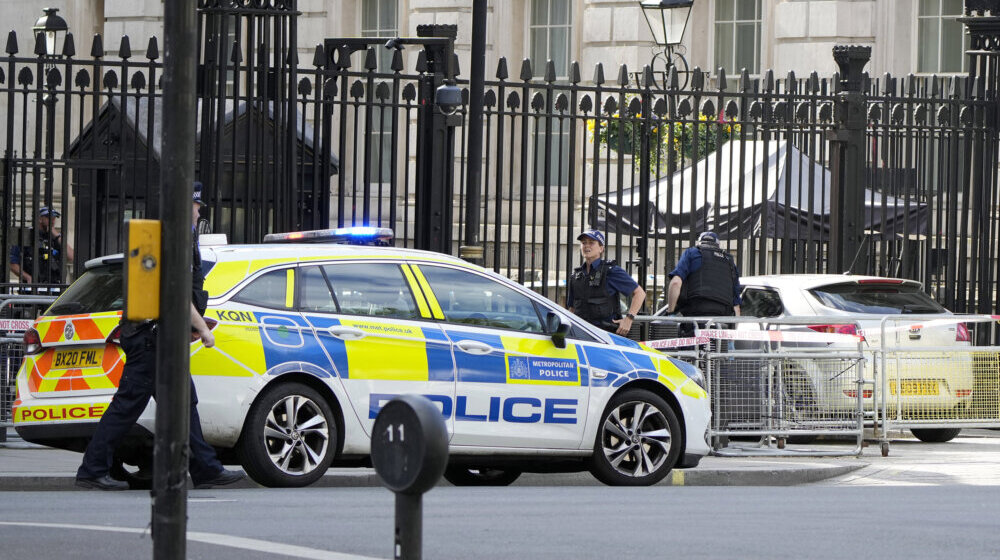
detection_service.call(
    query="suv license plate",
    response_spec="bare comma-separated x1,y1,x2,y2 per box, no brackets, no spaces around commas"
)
51,348,103,369
890,380,939,396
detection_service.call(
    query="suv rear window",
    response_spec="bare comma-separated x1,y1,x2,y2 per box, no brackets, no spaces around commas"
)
809,282,946,314
44,265,124,316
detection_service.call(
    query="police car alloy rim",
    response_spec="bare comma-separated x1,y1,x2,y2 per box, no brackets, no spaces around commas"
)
600,400,672,478
263,395,330,475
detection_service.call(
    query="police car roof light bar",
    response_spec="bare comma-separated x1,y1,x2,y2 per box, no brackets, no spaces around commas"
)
262,227,395,246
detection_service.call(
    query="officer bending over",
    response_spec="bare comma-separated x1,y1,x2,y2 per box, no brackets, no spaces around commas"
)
75,185,245,491
567,229,646,336
666,231,741,336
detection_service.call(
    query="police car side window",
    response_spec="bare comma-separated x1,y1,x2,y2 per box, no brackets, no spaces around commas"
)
323,263,419,319
417,265,544,333
233,269,292,309
299,266,338,313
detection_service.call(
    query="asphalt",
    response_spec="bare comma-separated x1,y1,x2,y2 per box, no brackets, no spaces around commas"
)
7,428,1000,490
0,430,872,490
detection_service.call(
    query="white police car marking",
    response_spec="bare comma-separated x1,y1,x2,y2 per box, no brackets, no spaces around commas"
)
369,393,577,424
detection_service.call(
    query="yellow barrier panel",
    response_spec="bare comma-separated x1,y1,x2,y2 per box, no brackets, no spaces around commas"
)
124,219,161,321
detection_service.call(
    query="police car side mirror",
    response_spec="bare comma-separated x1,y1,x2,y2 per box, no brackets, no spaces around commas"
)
546,312,570,349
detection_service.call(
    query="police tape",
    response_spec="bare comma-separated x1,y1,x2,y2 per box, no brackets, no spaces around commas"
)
643,315,1000,349
643,328,863,348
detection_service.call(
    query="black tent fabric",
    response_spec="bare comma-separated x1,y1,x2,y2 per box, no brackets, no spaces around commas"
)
590,140,928,241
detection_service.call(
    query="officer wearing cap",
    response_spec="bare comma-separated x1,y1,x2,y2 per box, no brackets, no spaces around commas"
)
9,206,74,284
666,232,741,330
567,229,646,335
76,182,244,490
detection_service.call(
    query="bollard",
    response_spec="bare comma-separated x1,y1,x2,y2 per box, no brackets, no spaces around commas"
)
371,394,449,560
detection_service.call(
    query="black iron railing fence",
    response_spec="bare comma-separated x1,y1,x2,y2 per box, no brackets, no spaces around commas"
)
2,9,998,316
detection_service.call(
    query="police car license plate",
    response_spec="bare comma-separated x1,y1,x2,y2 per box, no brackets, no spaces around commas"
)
51,348,103,369
890,380,939,396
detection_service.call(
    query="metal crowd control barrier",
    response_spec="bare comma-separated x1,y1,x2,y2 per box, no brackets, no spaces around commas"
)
0,295,57,442
640,315,867,457
876,314,1000,455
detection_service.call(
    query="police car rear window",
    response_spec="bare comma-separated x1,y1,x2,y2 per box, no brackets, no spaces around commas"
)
44,265,124,316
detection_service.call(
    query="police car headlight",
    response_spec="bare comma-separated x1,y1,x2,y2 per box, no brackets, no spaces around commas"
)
671,358,706,391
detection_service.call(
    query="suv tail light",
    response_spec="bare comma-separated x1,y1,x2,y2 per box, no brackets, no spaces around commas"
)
807,324,859,336
956,322,970,342
23,328,43,355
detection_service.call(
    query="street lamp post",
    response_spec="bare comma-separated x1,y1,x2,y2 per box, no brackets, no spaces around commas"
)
638,0,693,88
32,8,69,284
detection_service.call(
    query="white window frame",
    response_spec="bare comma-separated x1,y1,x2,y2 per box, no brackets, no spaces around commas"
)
526,0,573,190
710,0,763,77
915,0,969,75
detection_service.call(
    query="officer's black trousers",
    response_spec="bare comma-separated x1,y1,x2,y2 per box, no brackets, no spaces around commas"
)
77,328,224,484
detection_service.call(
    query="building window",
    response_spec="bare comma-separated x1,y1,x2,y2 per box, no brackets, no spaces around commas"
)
713,0,761,75
918,0,969,74
529,0,572,79
361,0,398,181
362,0,398,71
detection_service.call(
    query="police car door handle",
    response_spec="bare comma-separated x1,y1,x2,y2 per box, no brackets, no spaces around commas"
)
455,340,494,355
328,326,366,340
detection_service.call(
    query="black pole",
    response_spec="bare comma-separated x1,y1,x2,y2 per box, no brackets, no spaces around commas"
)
828,46,870,274
153,0,197,557
461,0,487,265
394,493,422,560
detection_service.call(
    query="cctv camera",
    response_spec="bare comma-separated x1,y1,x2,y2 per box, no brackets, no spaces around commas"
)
434,84,463,114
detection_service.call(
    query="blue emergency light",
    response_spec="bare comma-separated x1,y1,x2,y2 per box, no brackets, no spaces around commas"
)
262,227,394,246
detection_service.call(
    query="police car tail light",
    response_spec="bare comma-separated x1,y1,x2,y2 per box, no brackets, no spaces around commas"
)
23,328,42,355
106,325,123,345
955,322,970,342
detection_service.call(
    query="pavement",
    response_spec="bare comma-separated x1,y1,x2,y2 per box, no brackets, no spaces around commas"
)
2,428,999,490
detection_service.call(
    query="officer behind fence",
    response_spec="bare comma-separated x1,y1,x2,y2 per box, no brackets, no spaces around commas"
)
9,206,74,284
567,229,646,335
75,184,245,490
665,231,741,336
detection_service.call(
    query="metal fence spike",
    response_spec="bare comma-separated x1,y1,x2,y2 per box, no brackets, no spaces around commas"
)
593,62,605,85
118,35,131,59
717,68,728,91
33,32,46,56
616,64,629,86
91,33,104,58
145,37,158,60
312,44,324,68
570,61,581,84
545,60,556,83
519,58,533,81
496,57,509,80
63,33,76,58
5,30,17,55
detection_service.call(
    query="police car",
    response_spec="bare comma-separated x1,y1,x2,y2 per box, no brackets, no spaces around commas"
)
12,228,710,487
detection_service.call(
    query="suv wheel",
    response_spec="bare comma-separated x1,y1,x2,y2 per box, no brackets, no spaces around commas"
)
910,428,960,443
237,382,336,487
589,389,681,486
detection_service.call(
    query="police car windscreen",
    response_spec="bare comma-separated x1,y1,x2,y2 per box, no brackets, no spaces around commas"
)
44,265,123,316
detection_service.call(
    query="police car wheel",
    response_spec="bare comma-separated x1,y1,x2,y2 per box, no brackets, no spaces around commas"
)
590,389,682,486
443,466,521,486
237,382,336,487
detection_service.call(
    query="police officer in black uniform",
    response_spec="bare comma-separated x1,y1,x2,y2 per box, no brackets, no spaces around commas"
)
567,229,646,335
75,185,245,490
665,231,741,336
9,206,74,284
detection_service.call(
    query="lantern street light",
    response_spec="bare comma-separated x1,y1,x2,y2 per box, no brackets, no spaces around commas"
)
32,7,69,57
638,0,693,88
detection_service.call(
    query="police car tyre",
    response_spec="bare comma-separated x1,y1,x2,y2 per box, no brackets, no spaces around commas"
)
910,428,961,443
590,389,682,486
443,466,522,486
237,382,336,487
